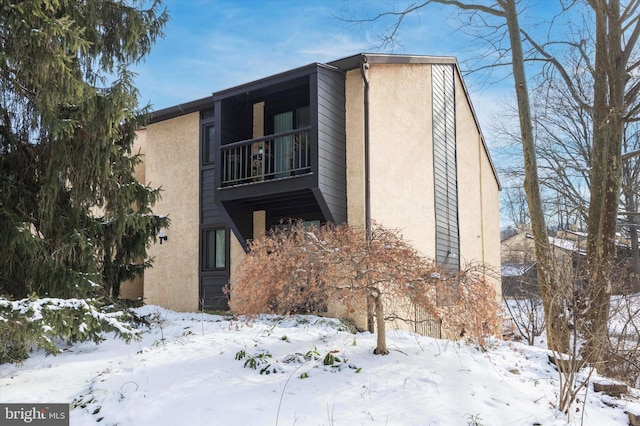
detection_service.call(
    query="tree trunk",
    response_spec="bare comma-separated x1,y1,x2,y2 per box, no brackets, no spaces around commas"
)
582,0,625,370
629,221,640,280
372,293,389,355
502,0,569,353
623,187,640,292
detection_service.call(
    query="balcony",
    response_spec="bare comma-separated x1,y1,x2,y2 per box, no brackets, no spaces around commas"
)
221,127,311,187
210,63,348,245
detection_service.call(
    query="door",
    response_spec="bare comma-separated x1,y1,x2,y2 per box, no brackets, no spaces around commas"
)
273,111,293,178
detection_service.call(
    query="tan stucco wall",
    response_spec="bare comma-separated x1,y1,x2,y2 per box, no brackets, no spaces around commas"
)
142,113,200,311
345,61,501,310
453,70,501,296
349,63,437,258
345,69,366,229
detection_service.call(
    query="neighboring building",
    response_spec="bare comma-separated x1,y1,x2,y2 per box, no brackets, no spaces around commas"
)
501,227,640,297
131,53,501,313
500,229,582,298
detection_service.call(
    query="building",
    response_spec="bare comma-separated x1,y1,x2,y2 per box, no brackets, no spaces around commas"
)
501,227,640,297
126,53,501,313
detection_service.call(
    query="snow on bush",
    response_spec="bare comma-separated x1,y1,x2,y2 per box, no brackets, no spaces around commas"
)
0,296,140,364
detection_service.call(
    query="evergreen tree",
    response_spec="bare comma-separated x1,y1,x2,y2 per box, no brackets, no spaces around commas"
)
0,0,169,300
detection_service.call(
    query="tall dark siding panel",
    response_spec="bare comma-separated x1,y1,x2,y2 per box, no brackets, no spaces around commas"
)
200,114,230,311
201,168,225,224
432,64,460,269
316,67,347,224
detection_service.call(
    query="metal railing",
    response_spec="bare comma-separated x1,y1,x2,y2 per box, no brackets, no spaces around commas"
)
414,305,442,338
220,127,311,187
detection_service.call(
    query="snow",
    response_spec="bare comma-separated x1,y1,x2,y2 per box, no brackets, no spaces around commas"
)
501,263,534,277
1,305,639,425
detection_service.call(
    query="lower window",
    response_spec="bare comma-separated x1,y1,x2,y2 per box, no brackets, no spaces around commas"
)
204,228,226,270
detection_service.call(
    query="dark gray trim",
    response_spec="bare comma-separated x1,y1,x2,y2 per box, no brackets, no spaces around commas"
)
328,53,457,71
149,96,213,123
212,63,338,100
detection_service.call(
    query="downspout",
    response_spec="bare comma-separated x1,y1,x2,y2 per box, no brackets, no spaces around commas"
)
360,55,374,333
360,55,371,242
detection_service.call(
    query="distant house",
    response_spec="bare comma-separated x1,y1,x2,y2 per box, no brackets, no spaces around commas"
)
501,227,639,297
124,53,501,314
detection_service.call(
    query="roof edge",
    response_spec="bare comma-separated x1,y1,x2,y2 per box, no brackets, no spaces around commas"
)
148,96,213,123
328,53,457,70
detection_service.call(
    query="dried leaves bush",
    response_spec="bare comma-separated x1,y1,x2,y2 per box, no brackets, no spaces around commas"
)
229,222,499,354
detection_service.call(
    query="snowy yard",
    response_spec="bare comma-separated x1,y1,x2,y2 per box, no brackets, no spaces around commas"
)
2,305,639,425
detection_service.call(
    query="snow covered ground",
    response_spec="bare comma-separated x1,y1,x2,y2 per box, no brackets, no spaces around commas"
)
2,305,639,425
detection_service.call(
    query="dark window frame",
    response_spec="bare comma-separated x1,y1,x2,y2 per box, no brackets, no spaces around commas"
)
202,121,216,166
202,227,228,271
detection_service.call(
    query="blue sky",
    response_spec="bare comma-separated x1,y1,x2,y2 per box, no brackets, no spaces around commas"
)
132,0,513,126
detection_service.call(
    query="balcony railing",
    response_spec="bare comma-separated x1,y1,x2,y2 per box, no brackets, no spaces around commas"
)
220,127,311,187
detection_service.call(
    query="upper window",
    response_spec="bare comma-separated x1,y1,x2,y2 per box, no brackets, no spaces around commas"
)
204,228,226,270
203,124,215,164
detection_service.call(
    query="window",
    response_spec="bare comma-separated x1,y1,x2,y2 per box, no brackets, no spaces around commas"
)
203,124,215,164
204,228,226,270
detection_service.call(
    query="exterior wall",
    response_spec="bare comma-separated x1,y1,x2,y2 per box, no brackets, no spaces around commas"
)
345,69,366,229
316,66,348,224
143,113,200,311
453,70,501,297
345,63,438,334
432,64,460,268
344,61,501,334
227,210,265,306
361,63,437,258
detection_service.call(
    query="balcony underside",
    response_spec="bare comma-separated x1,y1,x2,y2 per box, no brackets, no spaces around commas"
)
219,187,331,246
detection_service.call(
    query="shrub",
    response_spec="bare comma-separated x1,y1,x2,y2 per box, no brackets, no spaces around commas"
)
0,296,140,364
231,221,499,354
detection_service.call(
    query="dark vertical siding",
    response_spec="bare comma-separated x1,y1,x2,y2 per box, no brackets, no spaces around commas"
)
200,276,229,311
200,112,231,311
201,169,224,223
315,66,347,224
432,64,460,269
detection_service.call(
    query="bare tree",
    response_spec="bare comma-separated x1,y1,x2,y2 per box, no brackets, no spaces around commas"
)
620,123,640,286
575,0,640,368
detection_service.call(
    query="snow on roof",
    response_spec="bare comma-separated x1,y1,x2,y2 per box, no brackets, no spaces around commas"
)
548,236,583,253
502,263,535,277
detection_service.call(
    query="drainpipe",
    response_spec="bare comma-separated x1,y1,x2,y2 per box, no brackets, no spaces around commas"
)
360,55,374,333
360,55,371,242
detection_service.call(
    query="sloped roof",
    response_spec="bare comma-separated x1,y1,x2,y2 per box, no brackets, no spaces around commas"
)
502,263,536,277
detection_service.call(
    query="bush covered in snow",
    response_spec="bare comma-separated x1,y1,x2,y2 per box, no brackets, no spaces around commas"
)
0,296,140,364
